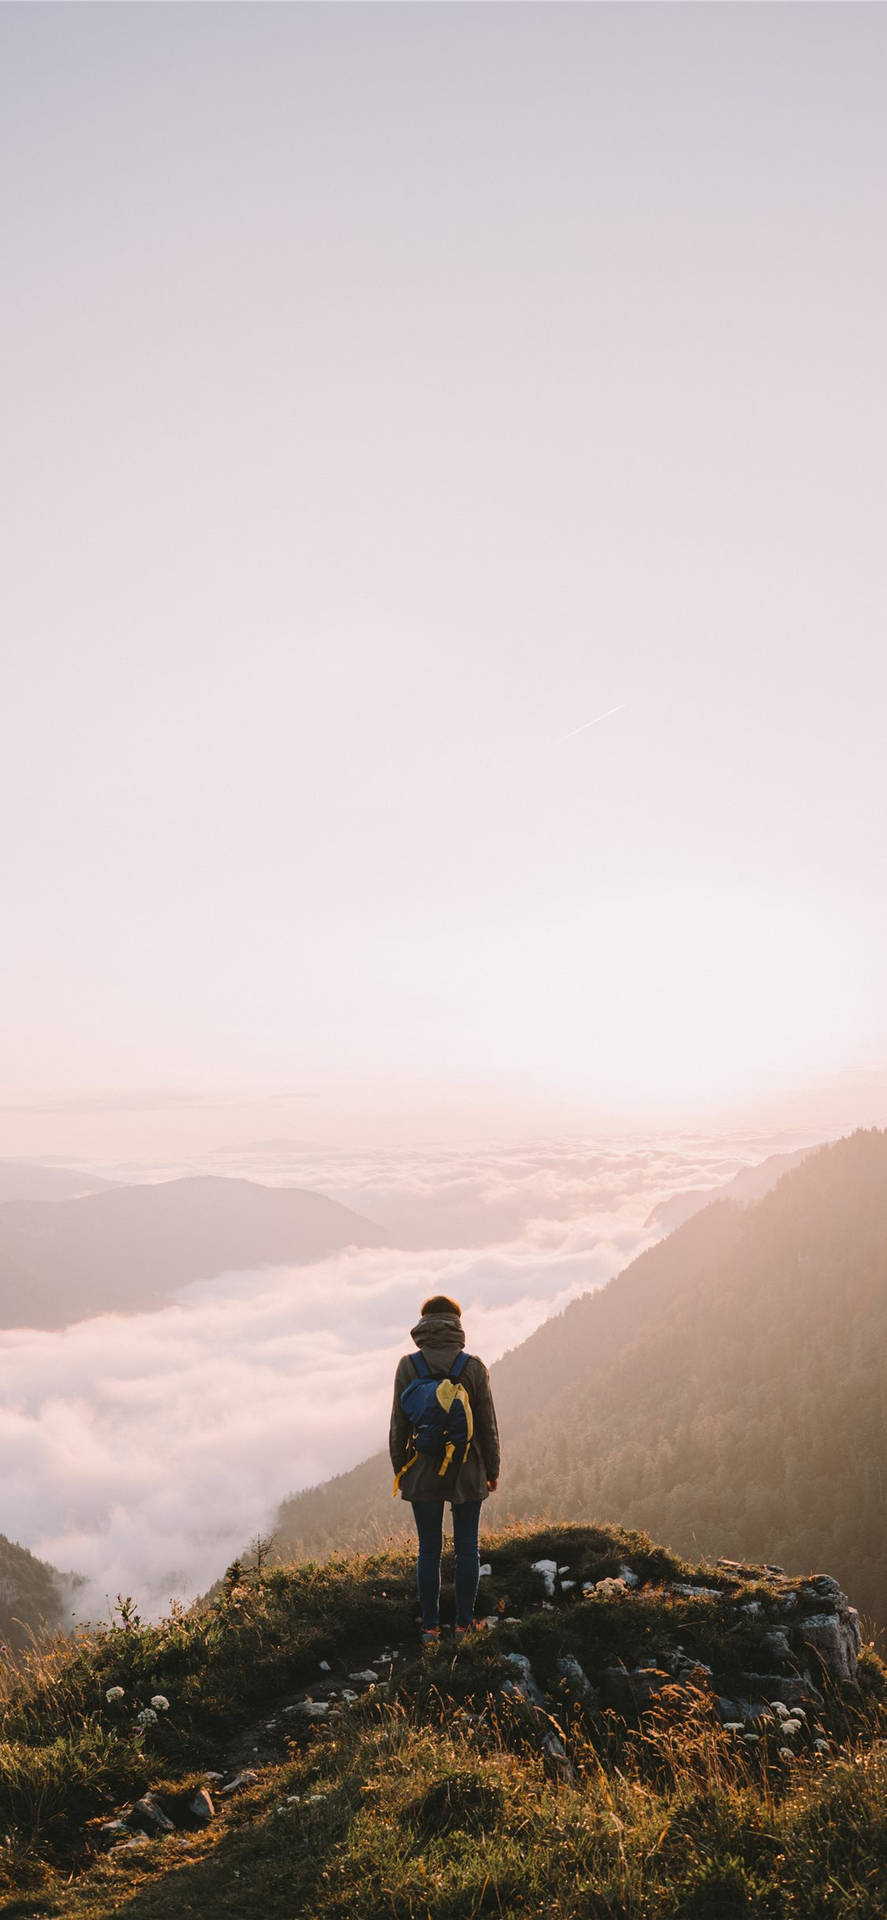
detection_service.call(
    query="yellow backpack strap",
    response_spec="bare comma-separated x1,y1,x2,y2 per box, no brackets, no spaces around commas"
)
392,1448,417,1497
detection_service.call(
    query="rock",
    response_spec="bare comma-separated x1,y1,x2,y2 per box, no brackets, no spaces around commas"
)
761,1629,792,1661
220,1770,260,1797
319,1660,331,1672
740,1673,824,1709
349,1669,379,1685
742,1601,763,1616
542,1730,575,1783
504,1652,546,1709
111,1833,150,1856
187,1789,214,1825
801,1610,861,1685
764,1564,785,1576
670,1583,723,1600
129,1793,175,1836
600,1665,669,1712
100,1819,129,1841
670,1653,713,1685
557,1565,570,1576
803,1575,847,1608
478,1563,492,1577
556,1654,599,1710
531,1559,557,1598
743,1704,775,1729
559,1579,576,1591
717,1697,739,1722
204,1771,224,1784
618,1565,639,1588
293,1700,329,1719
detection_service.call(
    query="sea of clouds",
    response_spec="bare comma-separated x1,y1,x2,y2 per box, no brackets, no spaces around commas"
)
0,1134,796,1619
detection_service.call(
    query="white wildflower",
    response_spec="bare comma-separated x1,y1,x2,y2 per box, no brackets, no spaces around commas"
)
778,1746,795,1761
105,1686,125,1703
150,1694,170,1712
136,1707,158,1727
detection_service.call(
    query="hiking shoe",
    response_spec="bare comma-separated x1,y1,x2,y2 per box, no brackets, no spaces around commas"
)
454,1620,482,1637
421,1627,440,1647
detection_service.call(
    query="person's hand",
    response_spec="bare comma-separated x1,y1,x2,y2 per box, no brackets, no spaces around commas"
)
487,1478,498,1492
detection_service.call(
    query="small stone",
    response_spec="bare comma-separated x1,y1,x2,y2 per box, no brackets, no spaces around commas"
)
504,1652,546,1708
349,1670,379,1685
341,1689,359,1702
220,1770,259,1797
130,1793,175,1835
319,1660,331,1672
531,1559,558,1598
557,1565,570,1576
556,1654,598,1708
559,1579,576,1591
187,1789,214,1824
618,1565,639,1588
294,1700,329,1719
478,1564,492,1577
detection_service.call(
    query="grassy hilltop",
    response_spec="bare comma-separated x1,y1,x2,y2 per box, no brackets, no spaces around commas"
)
1,1522,886,1920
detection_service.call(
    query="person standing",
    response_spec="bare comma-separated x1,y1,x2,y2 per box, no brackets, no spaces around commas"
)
389,1294,501,1642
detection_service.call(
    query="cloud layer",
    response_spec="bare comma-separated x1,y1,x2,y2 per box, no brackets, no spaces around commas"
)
1,1134,792,1618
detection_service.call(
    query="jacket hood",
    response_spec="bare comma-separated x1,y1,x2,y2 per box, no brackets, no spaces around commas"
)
410,1311,465,1373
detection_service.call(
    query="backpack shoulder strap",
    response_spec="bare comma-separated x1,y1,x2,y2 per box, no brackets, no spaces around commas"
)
450,1352,471,1381
411,1352,432,1379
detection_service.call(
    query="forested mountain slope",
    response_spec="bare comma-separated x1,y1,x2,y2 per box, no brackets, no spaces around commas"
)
276,1130,887,1623
643,1143,814,1229
0,1533,65,1651
0,1176,385,1328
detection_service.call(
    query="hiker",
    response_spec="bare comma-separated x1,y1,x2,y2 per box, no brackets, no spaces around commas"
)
389,1293,501,1642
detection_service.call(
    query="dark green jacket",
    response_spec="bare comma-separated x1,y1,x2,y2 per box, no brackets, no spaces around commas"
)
389,1310,501,1505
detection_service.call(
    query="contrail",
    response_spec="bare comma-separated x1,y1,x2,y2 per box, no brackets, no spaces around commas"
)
557,703,625,744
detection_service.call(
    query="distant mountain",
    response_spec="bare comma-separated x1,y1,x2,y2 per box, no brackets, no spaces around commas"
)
0,1533,65,1651
0,1176,385,1329
0,1160,115,1204
644,1145,816,1230
276,1130,887,1624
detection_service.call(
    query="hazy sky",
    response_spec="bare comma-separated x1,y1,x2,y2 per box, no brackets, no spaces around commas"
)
3,5,886,1151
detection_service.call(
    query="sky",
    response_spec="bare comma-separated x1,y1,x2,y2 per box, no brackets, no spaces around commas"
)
3,5,887,1153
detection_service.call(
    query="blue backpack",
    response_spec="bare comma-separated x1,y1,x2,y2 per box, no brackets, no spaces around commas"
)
392,1352,475,1494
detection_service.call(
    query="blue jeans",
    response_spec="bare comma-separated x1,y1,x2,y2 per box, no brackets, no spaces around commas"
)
411,1499,482,1629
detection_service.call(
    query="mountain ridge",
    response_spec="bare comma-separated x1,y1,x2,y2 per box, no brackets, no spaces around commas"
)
0,1176,386,1329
